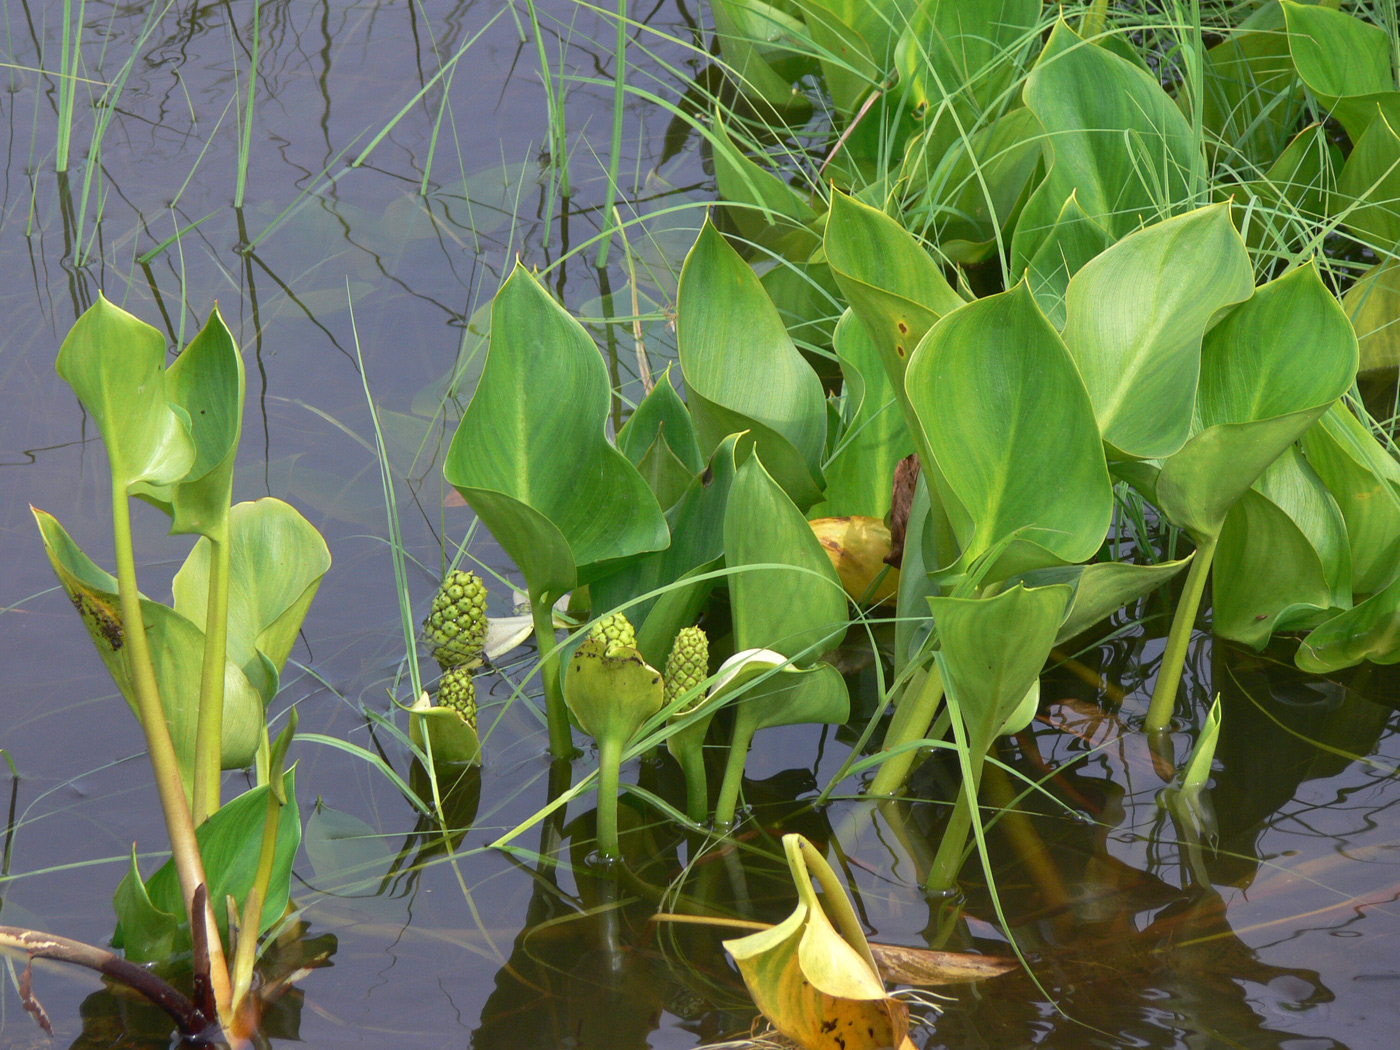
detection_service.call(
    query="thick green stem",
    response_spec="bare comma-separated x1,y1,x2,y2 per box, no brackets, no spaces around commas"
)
531,594,573,759
677,746,709,825
110,483,231,1021
868,663,944,797
713,722,758,831
595,737,623,861
924,752,986,894
1144,534,1218,733
191,531,230,825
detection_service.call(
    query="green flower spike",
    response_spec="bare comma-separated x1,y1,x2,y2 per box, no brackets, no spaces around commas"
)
424,570,488,670
565,637,664,860
662,627,713,823
588,610,636,653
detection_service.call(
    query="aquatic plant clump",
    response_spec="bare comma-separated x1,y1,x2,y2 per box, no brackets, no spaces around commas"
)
424,570,488,669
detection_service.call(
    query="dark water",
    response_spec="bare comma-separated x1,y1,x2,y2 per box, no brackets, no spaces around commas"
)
2,3,1400,1048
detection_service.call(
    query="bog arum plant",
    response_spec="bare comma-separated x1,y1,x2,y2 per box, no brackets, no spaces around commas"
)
29,296,327,1040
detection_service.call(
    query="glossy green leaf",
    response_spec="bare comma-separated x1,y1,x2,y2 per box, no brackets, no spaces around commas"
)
712,111,817,242
1302,404,1400,594
173,498,330,703
813,310,914,519
1023,19,1198,239
444,264,668,602
725,453,848,661
1335,110,1400,253
55,294,194,493
1156,262,1358,539
791,0,878,117
1341,260,1400,375
894,0,1040,114
114,771,301,960
635,431,696,512
906,283,1112,578
824,188,964,405
931,583,1071,754
592,436,740,667
1282,0,1397,141
616,366,703,472
1213,448,1350,647
720,650,850,743
32,508,263,783
1297,572,1400,671
711,0,813,114
136,308,244,537
1007,558,1193,645
111,846,180,963
677,221,827,507
1061,204,1254,461
1024,190,1111,329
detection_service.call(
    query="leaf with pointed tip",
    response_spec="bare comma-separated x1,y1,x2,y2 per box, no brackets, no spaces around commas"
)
1023,20,1198,239
1213,448,1351,648
1303,404,1400,594
56,294,195,493
635,431,695,512
32,508,263,784
906,283,1112,579
711,111,817,242
135,308,244,537
724,453,848,661
1156,262,1358,539
616,365,703,471
931,584,1071,755
116,771,301,960
1341,260,1400,375
1282,0,1399,142
444,264,668,602
1007,558,1193,645
1025,191,1111,329
825,189,964,409
1061,204,1254,461
812,310,913,519
677,222,827,507
173,498,330,704
1336,110,1400,254
591,436,740,667
1297,572,1400,671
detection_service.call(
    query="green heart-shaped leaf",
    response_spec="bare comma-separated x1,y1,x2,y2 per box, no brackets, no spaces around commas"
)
906,282,1112,578
1282,0,1398,142
1303,404,1400,594
173,498,330,703
115,771,300,960
444,263,669,603
32,508,263,785
615,365,703,472
1156,262,1358,539
1297,573,1400,672
724,452,849,661
563,639,665,749
1006,558,1193,645
1336,110,1400,253
678,221,827,507
56,294,194,493
1061,203,1254,461
1024,190,1111,330
136,307,244,537
1023,19,1198,240
812,309,914,519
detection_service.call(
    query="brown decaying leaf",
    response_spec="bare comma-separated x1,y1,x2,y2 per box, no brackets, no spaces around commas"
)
868,942,1017,985
885,455,920,568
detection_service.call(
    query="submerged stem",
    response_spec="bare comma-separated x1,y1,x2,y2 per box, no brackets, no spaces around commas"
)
192,530,230,825
109,482,232,1021
531,594,573,759
1144,535,1217,733
868,662,944,797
